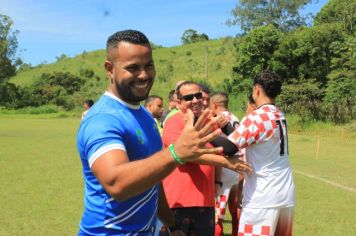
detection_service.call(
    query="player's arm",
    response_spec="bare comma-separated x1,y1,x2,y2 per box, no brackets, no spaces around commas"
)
92,109,223,201
192,153,252,174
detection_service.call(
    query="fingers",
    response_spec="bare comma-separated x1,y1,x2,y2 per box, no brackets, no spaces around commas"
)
237,162,253,174
199,128,222,145
194,146,224,155
193,109,211,130
197,114,222,137
184,109,195,127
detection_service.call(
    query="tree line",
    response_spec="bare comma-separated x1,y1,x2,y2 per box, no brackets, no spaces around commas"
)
0,0,355,123
222,0,355,124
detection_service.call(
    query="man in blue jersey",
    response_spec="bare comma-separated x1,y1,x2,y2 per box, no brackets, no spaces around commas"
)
77,30,224,235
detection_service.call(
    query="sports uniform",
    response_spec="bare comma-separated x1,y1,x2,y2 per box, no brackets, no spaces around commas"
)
228,104,295,236
215,111,241,236
215,111,240,221
77,91,162,235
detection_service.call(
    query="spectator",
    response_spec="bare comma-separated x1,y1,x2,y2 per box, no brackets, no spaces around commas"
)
81,99,94,120
160,90,177,123
160,81,252,236
199,83,210,110
144,95,164,134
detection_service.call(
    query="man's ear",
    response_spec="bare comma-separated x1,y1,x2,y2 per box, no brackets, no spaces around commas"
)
176,99,182,109
104,60,114,82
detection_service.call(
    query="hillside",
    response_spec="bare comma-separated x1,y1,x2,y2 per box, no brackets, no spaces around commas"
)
10,38,237,102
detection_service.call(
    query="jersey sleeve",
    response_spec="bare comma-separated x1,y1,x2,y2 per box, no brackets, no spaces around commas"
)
228,112,275,149
81,113,126,167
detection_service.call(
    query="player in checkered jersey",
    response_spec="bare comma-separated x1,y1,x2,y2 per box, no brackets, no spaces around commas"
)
209,92,242,236
228,71,295,236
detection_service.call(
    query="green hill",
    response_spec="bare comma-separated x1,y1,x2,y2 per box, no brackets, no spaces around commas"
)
10,38,237,103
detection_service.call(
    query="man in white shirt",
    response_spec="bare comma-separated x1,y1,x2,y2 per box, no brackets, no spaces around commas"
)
228,71,295,236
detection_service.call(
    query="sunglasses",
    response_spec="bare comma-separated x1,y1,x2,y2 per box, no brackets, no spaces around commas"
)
181,92,203,101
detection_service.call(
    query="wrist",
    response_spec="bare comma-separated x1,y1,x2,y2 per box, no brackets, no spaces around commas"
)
168,144,185,165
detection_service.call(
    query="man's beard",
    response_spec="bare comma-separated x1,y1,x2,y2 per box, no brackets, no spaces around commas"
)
115,78,153,103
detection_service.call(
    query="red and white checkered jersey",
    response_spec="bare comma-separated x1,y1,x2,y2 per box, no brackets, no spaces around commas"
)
228,104,295,208
221,111,239,128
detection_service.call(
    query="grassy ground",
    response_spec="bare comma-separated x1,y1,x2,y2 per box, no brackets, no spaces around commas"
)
0,115,355,235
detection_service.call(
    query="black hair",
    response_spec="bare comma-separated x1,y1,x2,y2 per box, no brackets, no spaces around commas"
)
168,89,176,101
198,83,210,95
144,95,162,107
248,94,255,104
106,30,150,52
84,99,94,108
253,70,282,99
211,92,229,108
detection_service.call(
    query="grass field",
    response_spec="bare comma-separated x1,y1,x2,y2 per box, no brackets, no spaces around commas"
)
0,115,355,235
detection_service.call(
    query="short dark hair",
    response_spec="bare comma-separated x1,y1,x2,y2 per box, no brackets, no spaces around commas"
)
253,71,282,99
176,81,200,99
106,30,150,52
168,89,175,101
248,94,255,104
84,99,94,108
211,92,229,108
144,95,162,107
199,83,210,95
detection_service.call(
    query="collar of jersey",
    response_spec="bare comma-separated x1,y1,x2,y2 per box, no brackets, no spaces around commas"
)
257,103,275,109
104,91,141,110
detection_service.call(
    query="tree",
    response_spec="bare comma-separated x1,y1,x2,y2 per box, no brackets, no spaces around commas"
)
181,29,209,44
314,0,356,33
227,0,314,32
324,36,356,123
0,14,21,83
230,24,282,93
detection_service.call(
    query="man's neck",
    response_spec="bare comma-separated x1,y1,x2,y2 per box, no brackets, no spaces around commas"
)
256,97,275,108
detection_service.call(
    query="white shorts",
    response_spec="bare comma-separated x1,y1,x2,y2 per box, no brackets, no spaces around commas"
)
215,168,238,220
238,206,294,236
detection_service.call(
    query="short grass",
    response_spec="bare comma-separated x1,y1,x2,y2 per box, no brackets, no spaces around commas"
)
0,115,355,235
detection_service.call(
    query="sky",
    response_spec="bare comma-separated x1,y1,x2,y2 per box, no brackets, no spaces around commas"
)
2,0,329,66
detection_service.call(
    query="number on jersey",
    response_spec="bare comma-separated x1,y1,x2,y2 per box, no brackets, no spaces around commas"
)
276,119,289,155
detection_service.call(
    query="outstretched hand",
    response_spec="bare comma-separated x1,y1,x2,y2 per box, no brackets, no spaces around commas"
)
224,154,253,174
173,109,223,163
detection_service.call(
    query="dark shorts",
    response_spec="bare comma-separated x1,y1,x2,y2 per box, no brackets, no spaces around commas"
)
159,207,215,236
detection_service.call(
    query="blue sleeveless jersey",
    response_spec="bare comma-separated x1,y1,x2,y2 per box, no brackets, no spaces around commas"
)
77,92,162,235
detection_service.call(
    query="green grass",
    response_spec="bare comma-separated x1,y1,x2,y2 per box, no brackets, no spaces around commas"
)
0,115,355,235
0,116,83,235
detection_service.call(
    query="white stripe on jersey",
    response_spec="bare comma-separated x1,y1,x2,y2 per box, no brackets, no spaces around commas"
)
106,197,114,203
104,186,157,228
88,143,126,167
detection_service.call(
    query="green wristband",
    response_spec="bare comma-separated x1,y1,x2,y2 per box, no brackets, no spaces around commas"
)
168,144,184,165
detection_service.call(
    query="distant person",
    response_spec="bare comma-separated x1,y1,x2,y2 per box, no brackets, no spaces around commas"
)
160,90,177,123
144,95,164,134
76,29,224,235
160,81,252,236
162,80,186,127
228,71,295,236
247,94,257,114
81,99,94,120
209,92,240,236
199,83,210,110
